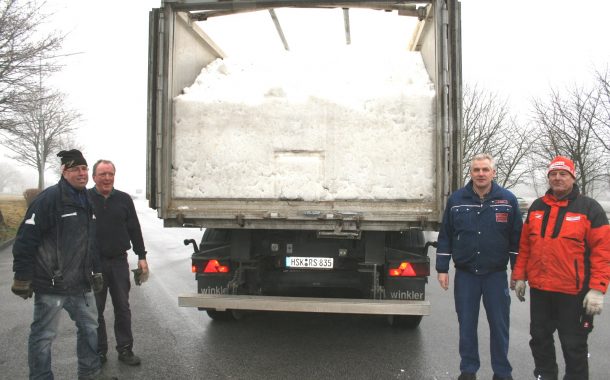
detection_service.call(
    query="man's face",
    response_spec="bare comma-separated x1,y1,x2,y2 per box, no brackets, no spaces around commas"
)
63,165,89,190
92,162,115,196
548,170,574,197
470,159,495,190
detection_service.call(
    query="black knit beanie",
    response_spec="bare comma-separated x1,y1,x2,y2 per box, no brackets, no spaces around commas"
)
57,149,88,169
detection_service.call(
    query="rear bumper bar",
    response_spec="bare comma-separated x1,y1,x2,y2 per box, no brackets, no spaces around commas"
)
178,294,430,315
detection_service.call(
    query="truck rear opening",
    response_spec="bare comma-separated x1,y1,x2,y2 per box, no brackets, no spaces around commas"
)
148,0,461,328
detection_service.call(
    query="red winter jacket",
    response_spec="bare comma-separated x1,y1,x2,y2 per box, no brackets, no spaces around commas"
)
512,186,610,295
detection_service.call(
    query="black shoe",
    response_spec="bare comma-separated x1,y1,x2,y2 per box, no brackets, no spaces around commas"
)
492,375,513,380
78,372,117,380
458,373,476,380
118,349,141,366
99,353,107,364
534,370,558,380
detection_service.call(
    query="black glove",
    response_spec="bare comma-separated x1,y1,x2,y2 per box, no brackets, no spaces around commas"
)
131,268,149,286
11,279,33,299
90,273,104,293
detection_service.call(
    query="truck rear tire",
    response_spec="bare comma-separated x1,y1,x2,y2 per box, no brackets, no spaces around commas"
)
387,315,423,329
206,309,236,321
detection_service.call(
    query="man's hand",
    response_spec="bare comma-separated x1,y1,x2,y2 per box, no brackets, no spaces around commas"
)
514,280,526,302
90,273,104,293
132,259,150,286
138,259,149,284
438,273,449,290
11,279,33,299
583,289,604,315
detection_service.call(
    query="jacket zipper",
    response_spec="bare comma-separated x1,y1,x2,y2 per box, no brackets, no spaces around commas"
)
574,260,580,289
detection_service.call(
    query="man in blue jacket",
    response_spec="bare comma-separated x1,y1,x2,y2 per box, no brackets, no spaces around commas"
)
436,153,522,380
11,149,117,380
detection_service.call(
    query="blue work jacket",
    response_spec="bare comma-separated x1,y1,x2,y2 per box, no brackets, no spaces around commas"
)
436,180,522,275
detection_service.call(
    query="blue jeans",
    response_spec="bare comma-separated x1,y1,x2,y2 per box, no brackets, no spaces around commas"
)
28,292,101,380
454,269,512,377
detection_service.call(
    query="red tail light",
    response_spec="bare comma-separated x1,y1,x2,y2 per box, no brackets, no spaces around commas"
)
203,259,229,273
388,262,429,277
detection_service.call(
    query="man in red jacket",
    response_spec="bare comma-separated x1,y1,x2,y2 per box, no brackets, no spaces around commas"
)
512,156,610,380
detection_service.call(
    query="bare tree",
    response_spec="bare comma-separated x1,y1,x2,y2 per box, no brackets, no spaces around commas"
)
462,84,532,189
0,0,64,128
531,84,609,196
0,82,81,189
0,161,25,192
594,67,610,152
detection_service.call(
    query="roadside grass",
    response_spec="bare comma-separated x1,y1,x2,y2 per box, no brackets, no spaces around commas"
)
0,195,26,244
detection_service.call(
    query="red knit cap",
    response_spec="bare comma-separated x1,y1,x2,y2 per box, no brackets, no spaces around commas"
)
547,156,575,178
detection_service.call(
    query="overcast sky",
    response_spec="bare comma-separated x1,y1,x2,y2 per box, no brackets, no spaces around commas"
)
2,0,609,195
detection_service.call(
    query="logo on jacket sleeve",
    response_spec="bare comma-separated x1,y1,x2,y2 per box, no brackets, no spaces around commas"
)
25,213,36,225
496,212,508,223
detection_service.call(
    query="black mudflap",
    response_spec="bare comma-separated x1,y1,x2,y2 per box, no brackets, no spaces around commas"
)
197,274,232,296
384,277,426,301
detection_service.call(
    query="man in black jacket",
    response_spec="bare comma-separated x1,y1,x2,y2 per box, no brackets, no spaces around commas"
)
12,149,116,380
89,159,148,366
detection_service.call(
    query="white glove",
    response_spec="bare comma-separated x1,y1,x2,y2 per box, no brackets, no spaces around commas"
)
583,289,604,315
514,280,526,302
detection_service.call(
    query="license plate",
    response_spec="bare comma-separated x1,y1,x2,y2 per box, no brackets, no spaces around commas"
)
285,257,333,269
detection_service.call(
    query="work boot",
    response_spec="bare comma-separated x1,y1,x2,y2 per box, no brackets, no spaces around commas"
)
118,349,141,366
534,370,558,380
458,373,476,380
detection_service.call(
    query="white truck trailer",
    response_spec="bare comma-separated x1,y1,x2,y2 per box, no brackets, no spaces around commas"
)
147,0,462,327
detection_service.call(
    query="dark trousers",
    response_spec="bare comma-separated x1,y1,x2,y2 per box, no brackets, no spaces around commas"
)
454,269,512,377
95,254,133,354
529,288,591,380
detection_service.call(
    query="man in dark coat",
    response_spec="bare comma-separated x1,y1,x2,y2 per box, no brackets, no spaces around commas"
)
11,149,116,380
89,159,148,366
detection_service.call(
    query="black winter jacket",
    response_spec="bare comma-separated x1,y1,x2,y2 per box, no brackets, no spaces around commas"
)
88,188,146,260
12,178,98,295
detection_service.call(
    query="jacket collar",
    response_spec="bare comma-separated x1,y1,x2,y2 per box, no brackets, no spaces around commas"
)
59,177,89,207
543,183,579,206
465,180,500,201
91,186,115,198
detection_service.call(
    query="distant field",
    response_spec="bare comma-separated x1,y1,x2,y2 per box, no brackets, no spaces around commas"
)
0,195,26,243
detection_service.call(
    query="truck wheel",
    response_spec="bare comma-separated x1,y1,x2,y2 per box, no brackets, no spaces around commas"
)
206,309,236,321
387,315,423,329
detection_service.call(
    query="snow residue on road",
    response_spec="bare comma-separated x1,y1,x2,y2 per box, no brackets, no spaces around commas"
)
172,47,436,201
